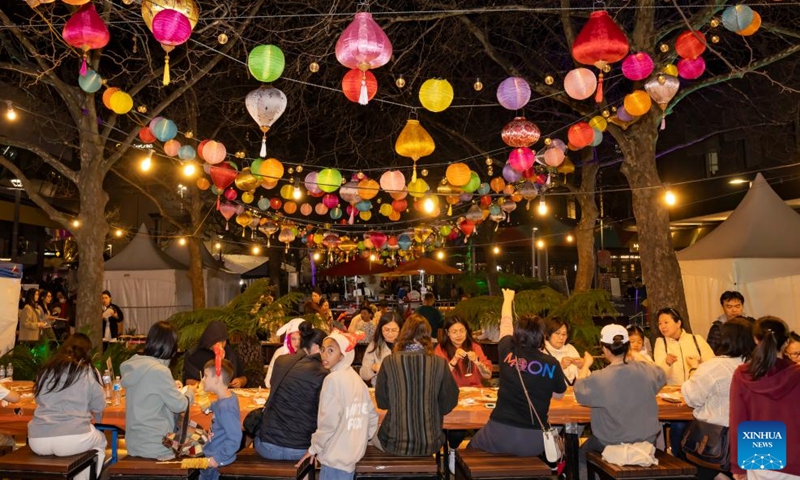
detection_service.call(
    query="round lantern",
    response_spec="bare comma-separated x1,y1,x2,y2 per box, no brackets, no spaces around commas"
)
380,170,405,193
241,191,254,204
139,126,157,144
589,116,607,132
544,147,565,167
108,91,133,114
330,207,343,220
342,69,378,104
151,9,193,86
202,140,227,165
224,188,237,201
391,199,407,213
335,12,392,105
623,90,652,116
589,129,603,147
248,45,285,83
407,178,429,198
142,0,200,31
563,68,597,100
445,163,471,187
62,3,110,75
616,106,634,122
419,78,454,112
164,140,181,157
316,203,329,215
257,158,284,181
501,117,541,148
738,12,761,36
270,198,282,210
322,194,340,209
300,203,312,216
235,170,260,192
390,186,408,200
196,177,210,190
621,52,654,81
305,171,322,195
721,5,754,32
490,177,506,194
178,145,196,160
245,86,287,157
395,119,435,181
462,172,480,193
677,57,705,80
152,118,178,142
567,122,594,149
284,201,297,215
496,76,531,110
78,69,102,93
508,147,535,173
102,88,117,110
357,178,380,200
359,211,372,221
675,30,707,59
339,181,361,205
570,10,629,102
502,164,522,183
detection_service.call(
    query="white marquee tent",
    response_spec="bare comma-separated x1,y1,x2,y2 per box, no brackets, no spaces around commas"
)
677,174,800,336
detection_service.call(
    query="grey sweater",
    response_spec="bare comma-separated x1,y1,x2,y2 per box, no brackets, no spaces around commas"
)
28,368,106,438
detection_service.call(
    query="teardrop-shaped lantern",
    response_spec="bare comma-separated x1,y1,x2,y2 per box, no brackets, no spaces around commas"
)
245,86,287,157
571,10,629,103
644,74,680,130
395,119,435,182
62,3,110,75
151,9,194,85
335,12,392,105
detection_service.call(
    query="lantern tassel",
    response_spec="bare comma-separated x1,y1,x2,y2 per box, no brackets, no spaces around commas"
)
411,161,418,182
225,221,229,231
660,113,666,131
358,76,369,106
260,134,267,158
349,207,355,225
163,53,170,86
447,204,452,216
494,222,499,232
267,237,271,247
217,195,221,210
80,54,88,76
594,72,604,103
526,199,532,210
242,226,246,238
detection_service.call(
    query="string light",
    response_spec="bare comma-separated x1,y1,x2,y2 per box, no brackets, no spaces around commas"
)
566,234,574,243
536,239,545,249
664,187,676,206
313,252,321,261
183,162,196,177
537,196,548,216
178,237,187,246
493,246,500,255
293,185,303,200
71,219,80,228
5,101,17,121
115,229,124,237
214,242,222,250
423,197,435,214
252,245,261,255
369,253,376,261
436,250,445,260
140,150,153,172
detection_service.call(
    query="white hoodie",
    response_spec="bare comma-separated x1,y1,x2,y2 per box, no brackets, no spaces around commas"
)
309,334,379,473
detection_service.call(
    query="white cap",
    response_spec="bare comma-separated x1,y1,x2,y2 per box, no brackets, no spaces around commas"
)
600,324,629,344
276,318,305,336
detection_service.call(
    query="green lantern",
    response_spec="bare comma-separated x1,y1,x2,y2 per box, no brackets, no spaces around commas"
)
248,45,285,83
462,171,481,193
317,168,342,193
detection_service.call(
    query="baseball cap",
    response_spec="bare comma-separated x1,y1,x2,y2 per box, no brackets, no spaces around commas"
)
600,324,629,344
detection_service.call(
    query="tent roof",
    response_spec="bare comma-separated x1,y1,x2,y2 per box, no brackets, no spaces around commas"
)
318,258,392,277
393,257,462,275
105,224,188,271
677,174,800,260
163,240,224,269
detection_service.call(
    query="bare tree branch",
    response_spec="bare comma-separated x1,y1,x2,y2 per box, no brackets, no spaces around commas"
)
0,135,78,183
0,155,71,226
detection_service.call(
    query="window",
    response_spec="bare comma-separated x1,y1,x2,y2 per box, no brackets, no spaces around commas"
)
705,151,719,177
566,199,576,219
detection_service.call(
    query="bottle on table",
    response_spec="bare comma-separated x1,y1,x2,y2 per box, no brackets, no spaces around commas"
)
103,370,112,400
0,365,5,380
6,363,12,380
112,376,122,406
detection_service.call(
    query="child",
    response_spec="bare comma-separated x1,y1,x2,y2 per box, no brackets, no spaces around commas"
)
27,334,107,480
0,381,21,448
626,325,653,362
200,359,242,480
297,331,378,480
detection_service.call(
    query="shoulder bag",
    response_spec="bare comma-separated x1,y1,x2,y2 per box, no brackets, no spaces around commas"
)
162,396,209,458
514,354,564,463
681,419,729,471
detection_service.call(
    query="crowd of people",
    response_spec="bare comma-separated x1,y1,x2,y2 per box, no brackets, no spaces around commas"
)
8,287,800,480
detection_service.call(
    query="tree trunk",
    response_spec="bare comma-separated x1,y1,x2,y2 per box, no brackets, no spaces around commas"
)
187,191,206,309
614,114,690,331
574,158,599,292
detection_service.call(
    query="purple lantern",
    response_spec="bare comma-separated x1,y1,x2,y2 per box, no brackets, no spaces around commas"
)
496,77,531,110
502,164,522,183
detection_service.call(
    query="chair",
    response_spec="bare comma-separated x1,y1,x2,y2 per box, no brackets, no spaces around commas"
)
218,448,315,480
454,449,556,480
0,445,98,480
586,450,698,479
355,445,439,479
106,455,199,480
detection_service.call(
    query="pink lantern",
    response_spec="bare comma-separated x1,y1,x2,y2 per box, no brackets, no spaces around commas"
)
163,139,181,156
621,52,654,81
300,203,313,216
62,4,110,75
219,202,237,230
335,12,392,104
677,57,706,80
305,171,322,195
315,203,329,215
369,231,387,250
322,194,340,209
501,117,540,148
202,140,227,165
563,68,597,100
379,170,405,193
151,9,193,86
543,147,565,167
496,77,531,110
550,138,566,152
508,147,535,173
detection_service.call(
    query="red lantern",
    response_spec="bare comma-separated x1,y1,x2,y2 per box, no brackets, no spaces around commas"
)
392,199,407,212
139,127,157,144
501,117,541,148
270,198,282,210
459,219,475,238
342,69,378,103
209,164,237,191
571,10,629,103
567,122,595,149
675,30,706,60
62,4,110,75
224,188,237,201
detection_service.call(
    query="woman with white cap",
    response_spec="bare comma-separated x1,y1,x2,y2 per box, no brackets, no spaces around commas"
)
265,318,305,389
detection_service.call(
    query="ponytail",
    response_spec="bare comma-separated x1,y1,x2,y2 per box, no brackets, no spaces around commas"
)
748,316,788,380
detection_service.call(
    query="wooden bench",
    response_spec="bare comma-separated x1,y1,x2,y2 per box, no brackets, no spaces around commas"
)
0,445,98,480
0,445,13,457
106,455,198,480
355,445,439,479
586,450,698,479
454,449,556,480
219,448,315,480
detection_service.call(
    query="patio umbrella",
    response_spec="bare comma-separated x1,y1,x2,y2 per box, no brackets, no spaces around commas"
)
393,257,462,275
318,257,392,277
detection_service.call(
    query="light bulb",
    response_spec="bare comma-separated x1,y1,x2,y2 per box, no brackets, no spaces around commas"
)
115,229,124,237
664,190,676,206
313,252,321,261
369,254,376,262
566,234,574,243
6,105,17,121
493,246,500,255
436,251,445,260
178,237,187,246
140,153,152,172
537,197,548,215
72,220,80,228
293,186,302,200
536,240,545,249
183,163,196,177
214,242,222,250
252,245,261,255
423,197,435,213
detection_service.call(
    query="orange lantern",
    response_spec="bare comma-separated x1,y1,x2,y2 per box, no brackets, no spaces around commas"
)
395,119,435,181
490,177,506,194
446,163,471,187
624,90,652,117
567,122,594,149
357,178,380,200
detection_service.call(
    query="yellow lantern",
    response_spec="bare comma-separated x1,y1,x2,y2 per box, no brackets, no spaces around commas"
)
589,116,608,132
624,90,652,117
446,163,471,187
357,178,380,200
558,157,576,175
395,119,435,182
359,210,372,221
380,203,393,216
407,178,430,198
109,91,133,114
280,184,294,199
419,78,454,113
236,211,252,237
241,191,255,204
257,158,284,181
235,169,260,192
662,64,679,77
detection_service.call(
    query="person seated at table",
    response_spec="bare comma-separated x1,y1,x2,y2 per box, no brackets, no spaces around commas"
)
374,314,459,456
681,317,754,480
348,305,376,343
469,289,566,457
626,325,653,362
654,308,715,386
199,359,242,480
574,324,667,480
360,312,403,387
265,318,305,389
256,321,328,462
320,300,345,332
184,321,247,388
28,333,107,480
121,321,196,460
544,317,585,385
783,331,800,364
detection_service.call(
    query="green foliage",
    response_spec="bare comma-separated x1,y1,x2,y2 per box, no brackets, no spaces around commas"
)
450,287,566,331
457,273,548,297
0,341,57,381
549,289,618,357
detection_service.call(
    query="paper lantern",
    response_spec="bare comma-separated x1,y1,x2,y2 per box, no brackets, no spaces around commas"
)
62,4,110,75
151,9,193,86
380,170,405,193
589,116,607,132
677,57,705,80
502,164,522,183
152,118,178,142
142,0,199,31
164,140,181,157
395,119,435,181
571,10,629,102
544,147,566,167
318,169,342,193
340,181,361,206
245,86,287,157
737,11,761,36
257,158,284,181
109,91,133,114
419,78,454,112
335,12,392,104
358,178,380,200
407,178,429,198
219,202,237,229
179,145,196,160
355,200,372,212
342,69,378,104
315,203,329,215
563,68,597,100
616,106,634,122
359,211,372,221
236,170,260,192
490,177,506,194
330,207,343,220
304,172,321,195
390,186,408,201
462,172,480,193
558,158,576,175
299,203,312,216
78,69,102,93
248,45,285,83
675,31,706,59
270,198,282,210
501,117,541,148
662,64,679,77
496,77,531,110
624,90,652,116
201,140,226,165
241,191,254,204
567,122,594,149
621,53,654,81
446,163,471,187
589,129,603,147
508,147,535,173
139,127,157,144
283,201,297,215
391,199,407,213
721,5,754,32
224,188,237,201
645,74,680,130
459,219,475,238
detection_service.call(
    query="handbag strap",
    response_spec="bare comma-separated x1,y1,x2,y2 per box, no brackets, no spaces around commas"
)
177,396,191,445
513,351,551,431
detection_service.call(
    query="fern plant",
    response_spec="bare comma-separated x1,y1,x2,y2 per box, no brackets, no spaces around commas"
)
0,341,56,381
450,287,566,331
548,289,618,357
